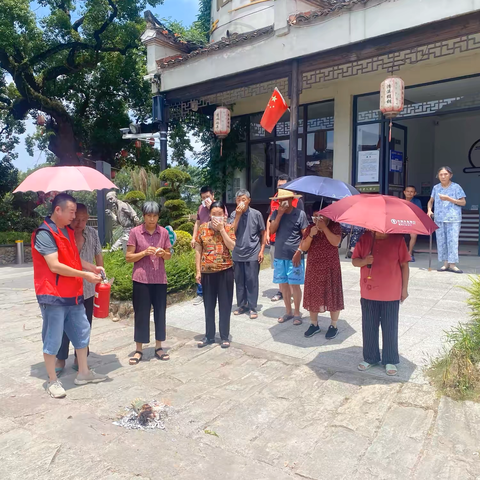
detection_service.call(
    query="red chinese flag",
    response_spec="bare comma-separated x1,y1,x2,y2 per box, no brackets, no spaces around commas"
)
260,88,288,133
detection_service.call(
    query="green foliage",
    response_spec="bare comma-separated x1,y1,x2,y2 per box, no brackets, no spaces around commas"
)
103,250,134,301
103,249,195,300
131,167,161,201
173,230,192,255
165,251,196,293
0,193,42,232
428,276,480,400
177,222,194,235
159,168,191,192
156,186,174,198
164,199,188,212
0,231,33,245
171,218,188,230
0,0,164,165
124,190,146,204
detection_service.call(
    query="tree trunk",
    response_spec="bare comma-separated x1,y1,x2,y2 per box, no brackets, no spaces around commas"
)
48,115,80,166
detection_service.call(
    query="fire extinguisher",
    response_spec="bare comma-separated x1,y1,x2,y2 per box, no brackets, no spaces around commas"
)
94,272,111,318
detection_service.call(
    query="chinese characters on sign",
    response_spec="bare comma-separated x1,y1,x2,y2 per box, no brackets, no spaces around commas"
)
357,150,380,183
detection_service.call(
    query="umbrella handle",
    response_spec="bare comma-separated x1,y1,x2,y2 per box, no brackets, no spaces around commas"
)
367,232,376,278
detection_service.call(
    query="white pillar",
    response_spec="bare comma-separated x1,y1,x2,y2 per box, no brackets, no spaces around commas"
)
333,89,353,183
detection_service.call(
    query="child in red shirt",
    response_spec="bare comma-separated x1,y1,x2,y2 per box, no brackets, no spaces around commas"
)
352,231,410,376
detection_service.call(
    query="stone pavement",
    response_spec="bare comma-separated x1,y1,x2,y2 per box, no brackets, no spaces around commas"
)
1,255,480,480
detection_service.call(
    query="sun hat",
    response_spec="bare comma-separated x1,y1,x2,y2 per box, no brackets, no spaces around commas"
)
269,188,302,201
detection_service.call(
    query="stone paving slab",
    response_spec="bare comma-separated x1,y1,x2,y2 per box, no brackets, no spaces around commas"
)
2,261,480,479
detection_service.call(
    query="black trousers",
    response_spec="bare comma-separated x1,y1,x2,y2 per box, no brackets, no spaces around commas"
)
234,261,260,311
361,298,400,365
202,268,234,341
57,296,94,360
133,281,167,344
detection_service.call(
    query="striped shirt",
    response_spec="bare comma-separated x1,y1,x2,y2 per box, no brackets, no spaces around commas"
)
127,224,172,284
78,226,103,300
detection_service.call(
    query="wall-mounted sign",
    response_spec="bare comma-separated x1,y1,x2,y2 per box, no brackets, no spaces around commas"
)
357,150,380,183
389,150,403,173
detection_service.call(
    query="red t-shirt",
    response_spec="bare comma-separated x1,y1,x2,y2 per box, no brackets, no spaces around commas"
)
352,232,410,301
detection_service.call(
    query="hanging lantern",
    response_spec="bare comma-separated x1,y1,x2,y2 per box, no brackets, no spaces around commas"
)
380,76,405,142
148,138,155,147
135,140,142,149
213,106,231,156
111,170,117,179
37,114,46,126
121,149,128,158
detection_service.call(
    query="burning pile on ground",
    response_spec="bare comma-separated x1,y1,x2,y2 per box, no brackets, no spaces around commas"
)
113,399,174,430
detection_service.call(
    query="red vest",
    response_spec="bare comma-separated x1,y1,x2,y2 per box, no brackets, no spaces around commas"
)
32,218,84,306
269,197,300,243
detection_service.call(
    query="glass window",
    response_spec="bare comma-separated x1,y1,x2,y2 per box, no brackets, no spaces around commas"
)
355,123,381,189
305,131,334,178
226,142,247,203
357,94,381,124
307,101,335,132
250,113,272,140
250,142,274,202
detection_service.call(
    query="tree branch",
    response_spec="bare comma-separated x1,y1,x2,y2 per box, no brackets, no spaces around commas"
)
72,16,85,32
93,0,118,47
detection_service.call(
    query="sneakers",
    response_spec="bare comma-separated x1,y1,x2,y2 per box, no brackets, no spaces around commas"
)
325,325,338,340
47,380,66,398
74,369,108,385
193,295,203,305
304,324,321,338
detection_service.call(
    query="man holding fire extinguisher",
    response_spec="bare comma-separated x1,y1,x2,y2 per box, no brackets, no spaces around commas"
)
55,203,104,374
32,194,108,399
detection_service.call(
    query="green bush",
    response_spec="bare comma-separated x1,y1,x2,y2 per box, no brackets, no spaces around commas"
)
174,230,192,255
124,191,146,203
177,222,194,235
103,249,195,300
171,218,189,230
155,186,174,198
164,192,180,201
164,199,187,212
0,231,33,245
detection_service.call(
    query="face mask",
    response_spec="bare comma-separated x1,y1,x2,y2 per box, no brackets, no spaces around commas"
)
211,216,224,223
202,198,212,208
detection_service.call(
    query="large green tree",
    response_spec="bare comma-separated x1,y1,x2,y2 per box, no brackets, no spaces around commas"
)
0,0,164,166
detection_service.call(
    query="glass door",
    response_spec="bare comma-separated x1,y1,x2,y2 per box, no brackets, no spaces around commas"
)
386,123,407,197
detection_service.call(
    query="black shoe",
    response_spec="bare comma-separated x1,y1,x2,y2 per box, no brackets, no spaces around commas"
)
347,251,353,259
304,324,321,338
197,337,215,348
325,325,338,340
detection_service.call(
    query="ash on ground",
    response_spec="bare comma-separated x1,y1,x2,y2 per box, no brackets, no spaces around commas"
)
113,399,174,430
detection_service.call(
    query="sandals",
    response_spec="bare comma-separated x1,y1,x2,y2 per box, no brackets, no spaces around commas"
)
449,266,463,274
437,265,448,272
385,364,398,376
293,316,303,326
129,351,143,365
234,306,249,316
221,340,230,349
55,367,64,376
271,293,282,302
249,310,258,319
277,314,294,324
358,361,377,371
155,348,170,361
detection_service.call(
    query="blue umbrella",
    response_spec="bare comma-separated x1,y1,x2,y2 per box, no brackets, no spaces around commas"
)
282,176,359,199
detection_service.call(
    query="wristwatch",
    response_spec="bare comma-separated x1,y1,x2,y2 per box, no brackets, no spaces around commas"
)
296,248,306,255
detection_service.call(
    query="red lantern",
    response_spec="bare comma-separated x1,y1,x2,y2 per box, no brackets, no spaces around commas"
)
380,76,404,141
135,140,141,149
213,106,231,156
111,170,116,179
149,137,155,147
37,114,46,126
121,149,128,157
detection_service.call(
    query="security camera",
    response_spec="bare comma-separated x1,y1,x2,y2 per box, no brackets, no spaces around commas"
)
119,128,130,134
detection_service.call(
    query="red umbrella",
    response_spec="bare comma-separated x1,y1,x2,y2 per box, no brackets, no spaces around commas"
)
319,194,437,235
13,166,117,193
320,194,438,272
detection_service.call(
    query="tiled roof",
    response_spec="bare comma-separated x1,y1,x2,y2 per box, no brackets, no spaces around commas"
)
156,26,275,70
289,0,369,25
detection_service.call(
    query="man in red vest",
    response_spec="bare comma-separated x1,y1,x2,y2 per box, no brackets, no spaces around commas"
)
266,175,304,302
32,193,108,398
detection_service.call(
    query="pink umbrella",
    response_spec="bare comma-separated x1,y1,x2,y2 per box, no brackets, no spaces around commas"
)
13,166,117,193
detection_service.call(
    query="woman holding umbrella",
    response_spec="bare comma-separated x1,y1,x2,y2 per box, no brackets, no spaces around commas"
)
300,201,344,340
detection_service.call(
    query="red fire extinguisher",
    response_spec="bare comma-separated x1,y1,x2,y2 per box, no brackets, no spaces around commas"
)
94,281,111,318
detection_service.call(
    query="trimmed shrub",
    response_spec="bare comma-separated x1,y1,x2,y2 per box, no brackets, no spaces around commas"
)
124,191,146,203
103,249,195,300
0,231,33,244
155,186,174,198
164,199,187,212
177,222,194,235
174,230,192,255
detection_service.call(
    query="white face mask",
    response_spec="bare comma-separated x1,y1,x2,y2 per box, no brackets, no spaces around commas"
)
202,198,213,208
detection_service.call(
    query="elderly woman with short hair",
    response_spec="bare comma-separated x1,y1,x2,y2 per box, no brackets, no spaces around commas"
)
126,201,172,364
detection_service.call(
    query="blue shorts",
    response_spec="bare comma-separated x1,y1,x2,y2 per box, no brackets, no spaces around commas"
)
40,303,91,355
273,258,305,285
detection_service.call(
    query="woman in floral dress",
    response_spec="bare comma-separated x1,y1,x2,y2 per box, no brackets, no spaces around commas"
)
300,201,344,340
